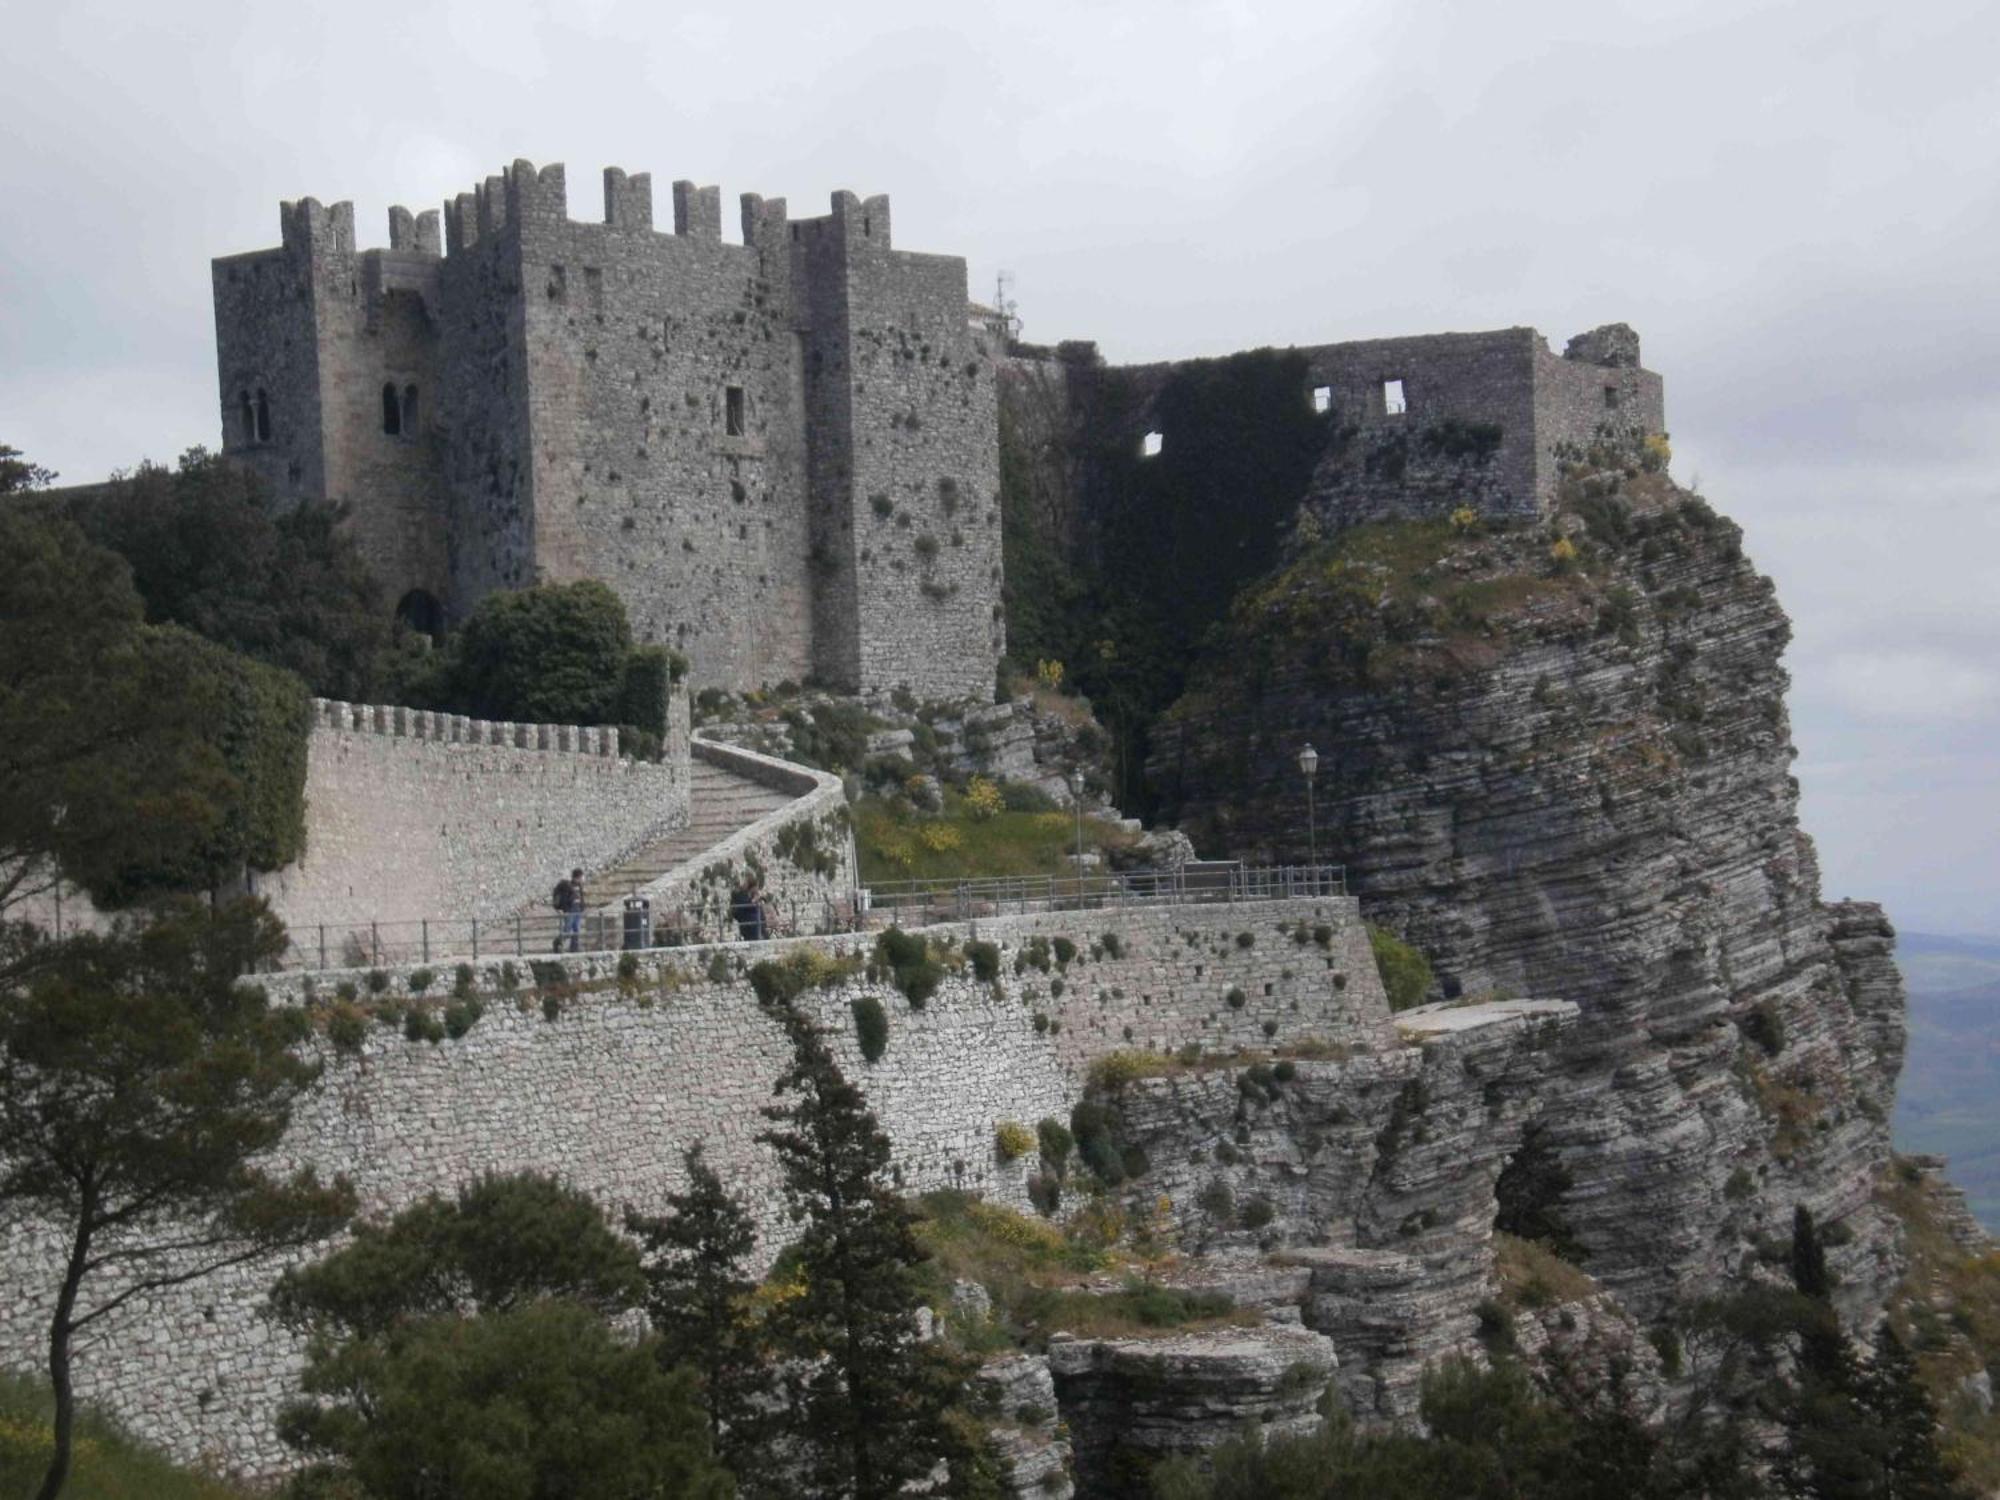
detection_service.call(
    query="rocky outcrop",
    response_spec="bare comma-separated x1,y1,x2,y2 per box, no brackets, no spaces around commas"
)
1147,461,1908,1327
1046,1324,1335,1496
972,1353,1075,1499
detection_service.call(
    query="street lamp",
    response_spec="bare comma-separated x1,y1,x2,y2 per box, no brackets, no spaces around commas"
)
1297,743,1320,878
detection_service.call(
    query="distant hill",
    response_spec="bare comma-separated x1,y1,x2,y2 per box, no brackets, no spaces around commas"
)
1892,930,2000,1231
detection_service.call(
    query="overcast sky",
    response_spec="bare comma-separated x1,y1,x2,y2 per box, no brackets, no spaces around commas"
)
3,0,1993,937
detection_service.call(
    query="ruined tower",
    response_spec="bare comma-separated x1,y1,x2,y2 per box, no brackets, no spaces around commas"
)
212,161,1004,701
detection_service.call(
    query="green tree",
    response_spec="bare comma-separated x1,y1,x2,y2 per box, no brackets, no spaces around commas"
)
0,899,354,1500
63,450,395,702
272,1172,733,1498
1367,923,1434,1012
758,1006,970,1498
0,509,310,921
429,580,632,727
627,1146,773,1489
0,442,56,494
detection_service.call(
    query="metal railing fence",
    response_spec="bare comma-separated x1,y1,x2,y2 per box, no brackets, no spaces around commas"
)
269,863,1347,973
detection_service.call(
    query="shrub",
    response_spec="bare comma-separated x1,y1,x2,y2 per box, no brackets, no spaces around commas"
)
1226,987,1247,1009
964,775,1004,819
1198,1179,1235,1221
1100,932,1124,959
616,952,640,984
1051,937,1077,967
453,963,476,999
366,969,391,995
851,995,889,1062
326,1005,368,1054
1032,1012,1050,1034
1738,1001,1786,1058
541,992,562,1022
407,967,435,995
965,940,1001,983
403,1008,445,1044
443,999,484,1039
617,644,677,738
1071,1101,1126,1184
1120,1145,1150,1179
1262,1020,1278,1038
999,781,1057,813
1026,1172,1062,1217
499,961,519,993
529,959,568,991
438,579,631,726
1367,924,1433,1012
1087,1050,1174,1090
1313,924,1333,948
1272,1059,1296,1082
1240,1197,1276,1231
874,928,944,1007
334,980,359,1003
1037,1118,1074,1175
994,1120,1034,1163
1724,1166,1756,1201
1235,931,1254,950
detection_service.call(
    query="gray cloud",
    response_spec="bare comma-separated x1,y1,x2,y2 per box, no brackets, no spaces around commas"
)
4,0,1993,933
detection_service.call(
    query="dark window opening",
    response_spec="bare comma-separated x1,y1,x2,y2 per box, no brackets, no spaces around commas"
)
255,389,272,442
863,213,872,237
584,266,603,312
1311,385,1331,413
1604,385,1621,410
725,385,746,436
1382,379,1407,416
238,390,256,444
548,264,567,301
395,588,445,640
382,383,402,436
403,384,420,433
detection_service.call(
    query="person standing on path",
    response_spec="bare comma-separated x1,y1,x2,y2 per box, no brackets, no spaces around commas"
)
556,867,586,952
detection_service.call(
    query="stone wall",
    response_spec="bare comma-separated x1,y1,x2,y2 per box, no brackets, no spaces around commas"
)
0,895,1379,1477
248,694,691,942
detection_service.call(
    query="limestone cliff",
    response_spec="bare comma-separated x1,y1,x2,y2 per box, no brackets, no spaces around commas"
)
1146,447,1908,1325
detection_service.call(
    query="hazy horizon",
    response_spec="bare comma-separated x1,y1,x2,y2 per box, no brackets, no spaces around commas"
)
4,0,1993,937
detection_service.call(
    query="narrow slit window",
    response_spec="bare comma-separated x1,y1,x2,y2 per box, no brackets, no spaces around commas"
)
1311,385,1331,414
403,384,420,433
1382,379,1407,416
583,266,604,312
1141,430,1163,458
255,389,272,442
238,390,256,444
381,383,402,436
1604,385,1621,410
725,385,746,436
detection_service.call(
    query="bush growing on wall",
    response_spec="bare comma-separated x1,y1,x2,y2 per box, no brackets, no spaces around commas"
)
874,928,944,1008
851,996,889,1062
1368,923,1435,1012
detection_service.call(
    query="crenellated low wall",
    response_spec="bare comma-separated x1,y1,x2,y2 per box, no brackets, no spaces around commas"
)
249,693,691,936
0,895,1384,1478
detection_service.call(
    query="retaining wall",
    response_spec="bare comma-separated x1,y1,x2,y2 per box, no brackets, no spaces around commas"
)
0,896,1386,1477
250,694,692,937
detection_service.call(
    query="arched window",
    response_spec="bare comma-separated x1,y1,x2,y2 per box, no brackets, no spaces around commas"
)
402,384,419,434
238,390,256,444
382,383,402,436
395,588,445,639
255,389,272,442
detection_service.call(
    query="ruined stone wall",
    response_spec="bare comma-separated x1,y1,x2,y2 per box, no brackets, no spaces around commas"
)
0,895,1381,1476
248,694,691,938
1529,325,1667,498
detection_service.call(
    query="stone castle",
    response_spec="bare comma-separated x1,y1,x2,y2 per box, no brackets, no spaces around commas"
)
212,157,1665,707
212,160,1003,700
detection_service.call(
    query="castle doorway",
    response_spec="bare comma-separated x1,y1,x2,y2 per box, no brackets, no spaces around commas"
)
395,588,445,640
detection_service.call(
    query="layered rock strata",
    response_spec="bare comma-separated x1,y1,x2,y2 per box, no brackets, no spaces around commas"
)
1148,464,1909,1327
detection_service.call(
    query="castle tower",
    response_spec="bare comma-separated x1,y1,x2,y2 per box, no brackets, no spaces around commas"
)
213,162,1005,701
212,199,449,630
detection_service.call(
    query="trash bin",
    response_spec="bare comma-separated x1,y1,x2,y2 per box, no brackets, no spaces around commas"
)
622,895,652,951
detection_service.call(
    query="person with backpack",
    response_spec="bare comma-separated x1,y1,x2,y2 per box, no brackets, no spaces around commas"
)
729,877,766,942
552,867,586,952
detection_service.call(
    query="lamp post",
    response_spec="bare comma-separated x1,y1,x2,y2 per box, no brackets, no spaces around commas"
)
1071,770,1085,874
1298,743,1320,881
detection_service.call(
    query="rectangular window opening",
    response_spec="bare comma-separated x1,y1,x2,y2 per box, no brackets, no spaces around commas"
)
1141,430,1163,458
1604,385,1621,410
1382,379,1407,416
1311,385,1331,414
725,386,746,436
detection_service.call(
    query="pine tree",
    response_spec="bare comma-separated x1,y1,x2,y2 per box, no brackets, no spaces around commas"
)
628,1144,773,1490
1855,1322,1969,1500
757,1005,968,1498
1792,1205,1832,1304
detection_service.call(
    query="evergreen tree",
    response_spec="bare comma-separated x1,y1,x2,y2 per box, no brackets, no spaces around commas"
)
1792,1205,1832,1304
757,1006,968,1498
628,1145,773,1489
0,899,354,1500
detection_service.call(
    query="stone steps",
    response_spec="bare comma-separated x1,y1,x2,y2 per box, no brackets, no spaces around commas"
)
508,758,793,947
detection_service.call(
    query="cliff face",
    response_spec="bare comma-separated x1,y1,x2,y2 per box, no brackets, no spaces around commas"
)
1146,453,1907,1322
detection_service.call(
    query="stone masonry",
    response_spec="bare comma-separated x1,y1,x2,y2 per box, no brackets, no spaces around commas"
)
212,161,1004,701
0,895,1380,1476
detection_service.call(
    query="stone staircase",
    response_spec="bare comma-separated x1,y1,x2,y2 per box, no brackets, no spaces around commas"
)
510,757,794,951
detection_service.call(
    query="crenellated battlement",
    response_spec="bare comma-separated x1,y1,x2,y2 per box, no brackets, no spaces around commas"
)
312,698,626,760
279,197,355,260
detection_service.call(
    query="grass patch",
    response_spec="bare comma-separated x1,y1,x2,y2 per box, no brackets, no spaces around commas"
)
1493,1231,1597,1311
854,787,1138,882
0,1370,252,1499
